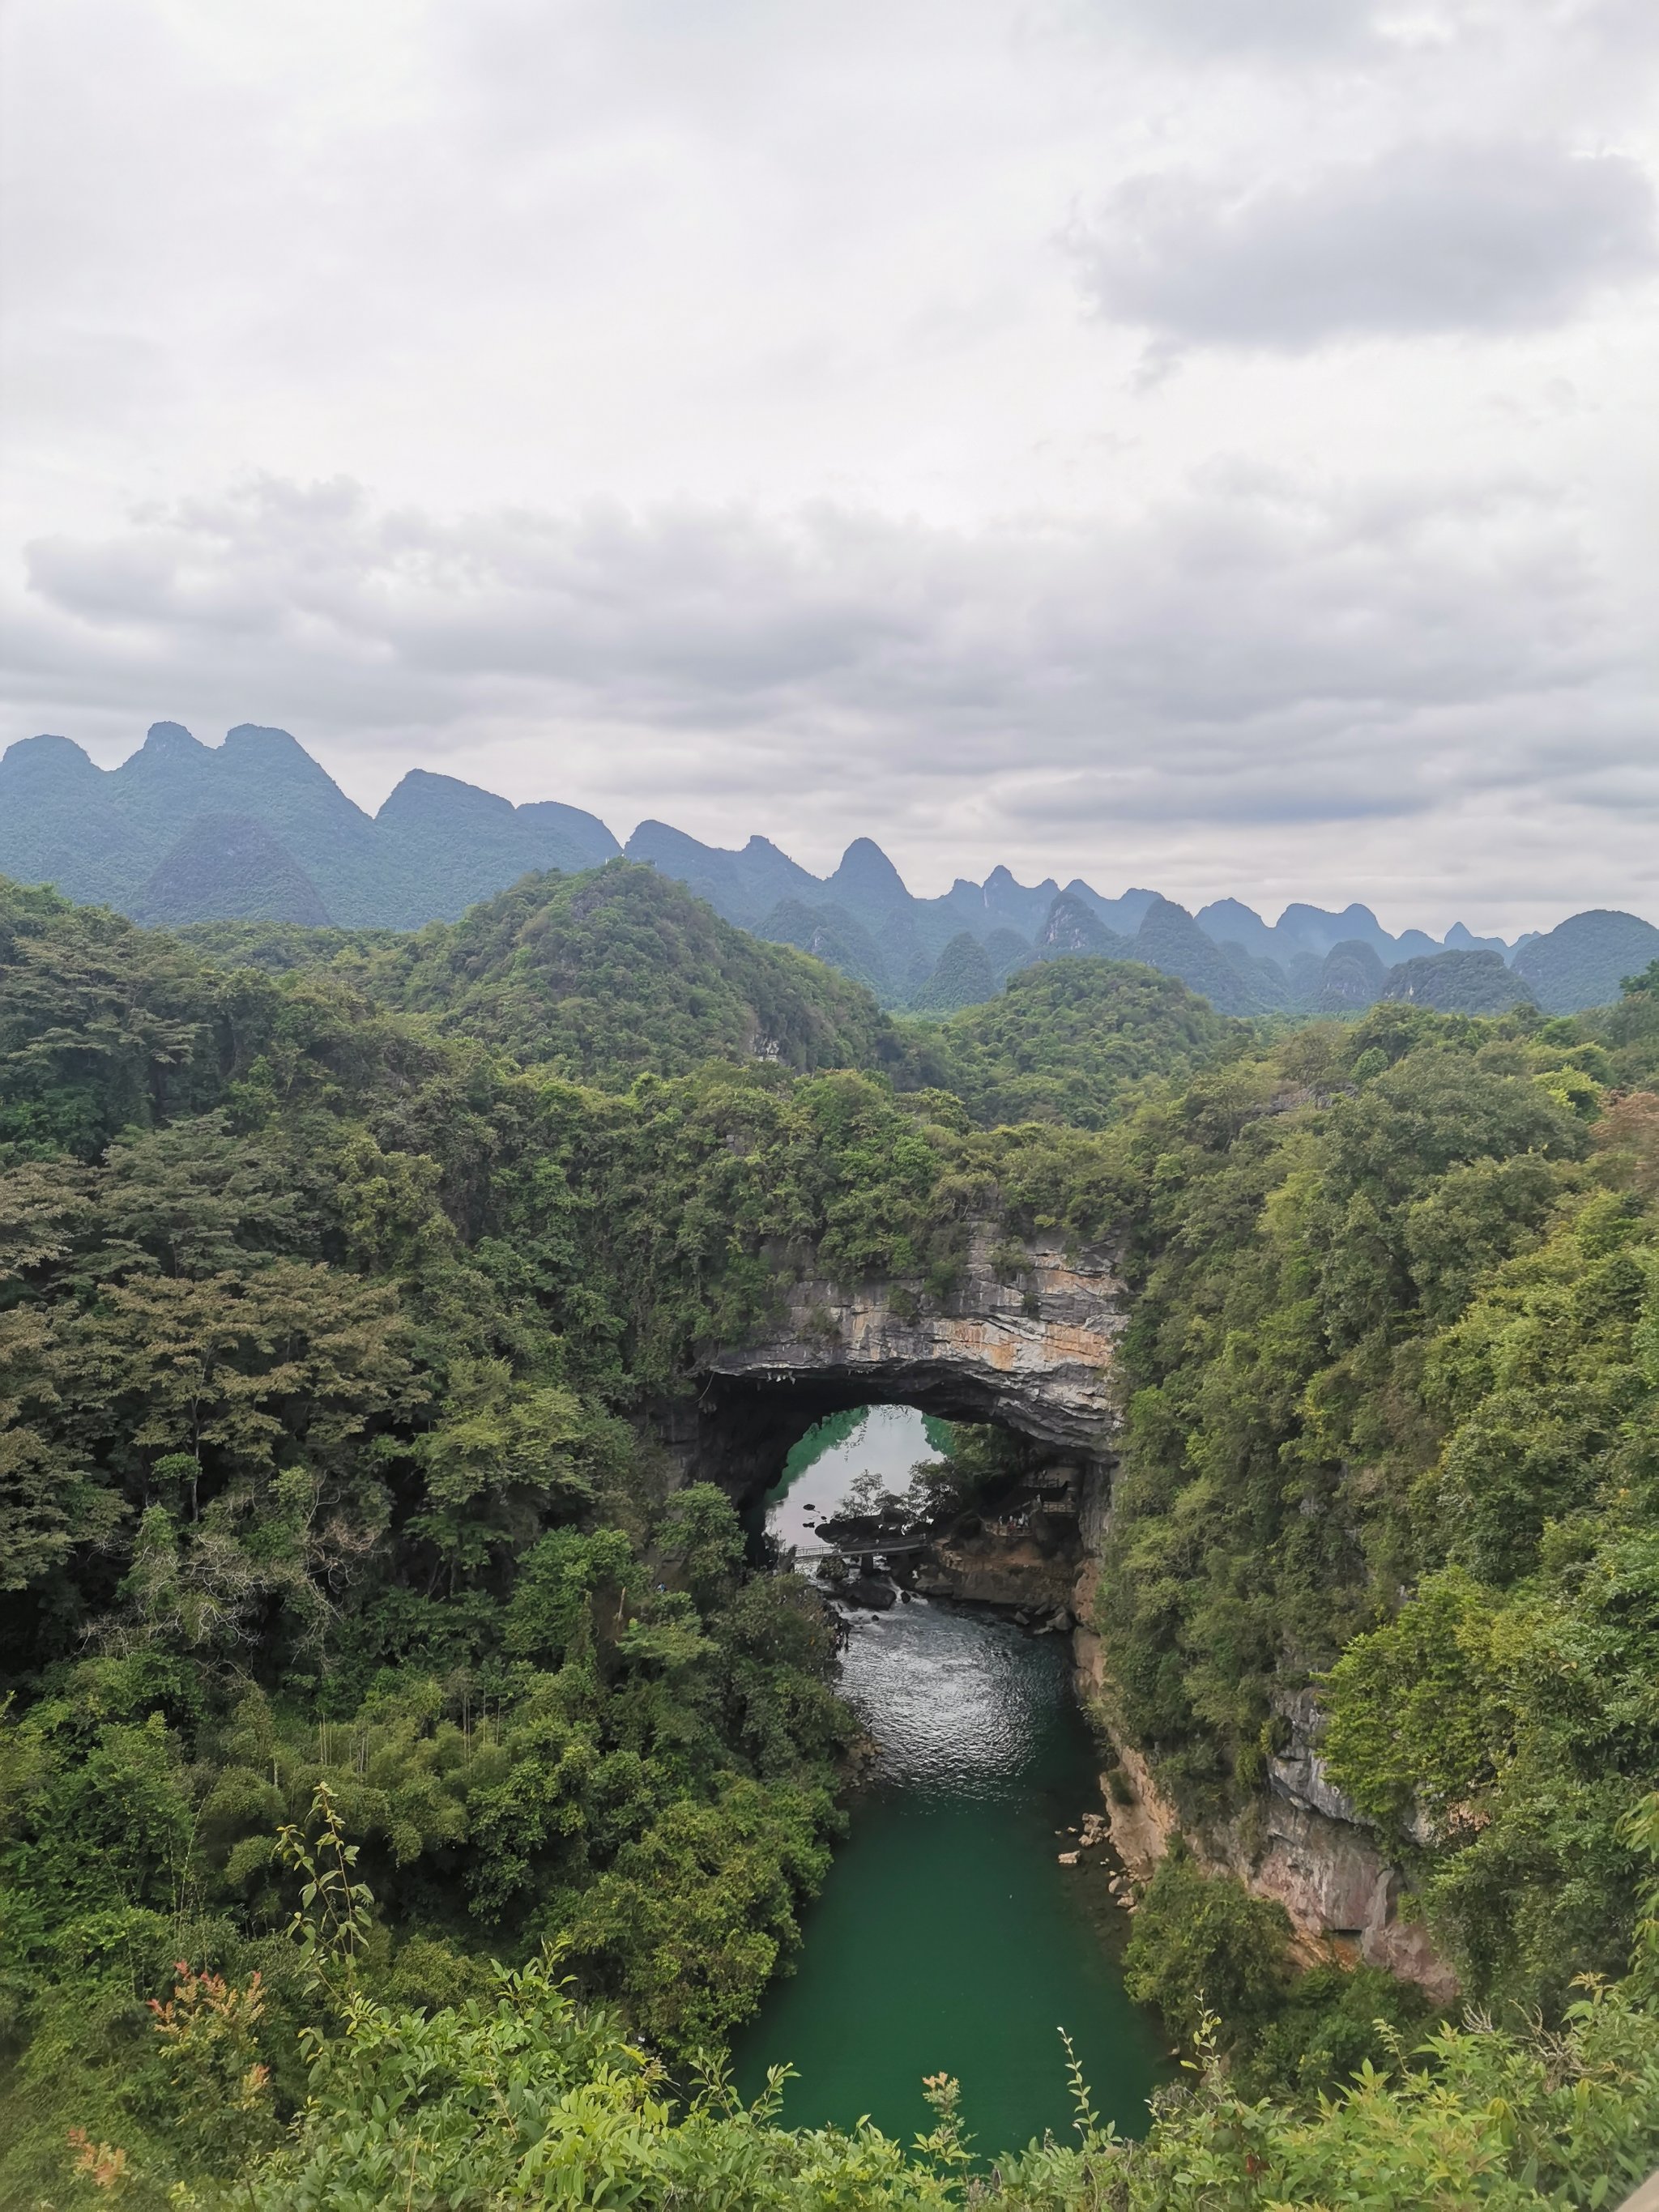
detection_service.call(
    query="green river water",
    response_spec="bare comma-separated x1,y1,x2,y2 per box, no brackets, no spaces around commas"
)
732,1406,1166,2157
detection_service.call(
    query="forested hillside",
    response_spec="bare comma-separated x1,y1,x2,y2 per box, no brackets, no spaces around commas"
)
1099,987,1659,2015
0,872,1103,2200
4,877,1659,2206
898,958,1248,1130
330,862,899,1085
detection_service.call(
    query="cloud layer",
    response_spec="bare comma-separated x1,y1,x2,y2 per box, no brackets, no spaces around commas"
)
2,0,1655,932
9,461,1652,932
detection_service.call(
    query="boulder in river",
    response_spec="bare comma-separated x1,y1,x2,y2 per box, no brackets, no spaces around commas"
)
845,1574,898,1610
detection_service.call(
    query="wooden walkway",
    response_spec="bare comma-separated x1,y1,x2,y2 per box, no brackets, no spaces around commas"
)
789,1535,930,1562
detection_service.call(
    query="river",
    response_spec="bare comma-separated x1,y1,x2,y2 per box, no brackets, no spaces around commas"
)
731,1405,1166,2157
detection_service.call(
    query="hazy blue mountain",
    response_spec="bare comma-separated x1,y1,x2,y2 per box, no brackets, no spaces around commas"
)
1319,939,1388,1013
3,720,1651,1023
1218,940,1296,1012
756,897,893,998
1129,897,1271,1016
100,720,223,847
134,812,331,927
1285,948,1327,1005
373,770,618,927
1444,920,1513,957
515,799,629,870
1035,890,1128,963
1512,909,1659,1016
621,825,1120,1008
1380,948,1537,1014
1068,882,1159,936
0,734,151,905
1194,895,1455,974
826,835,911,916
985,927,1036,985
824,837,953,980
0,722,618,931
1274,901,1439,965
99,722,394,921
1196,897,1283,965
934,863,1061,941
623,822,816,929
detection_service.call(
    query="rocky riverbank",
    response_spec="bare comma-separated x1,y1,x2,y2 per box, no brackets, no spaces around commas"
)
911,1465,1083,1626
1072,1605,1458,2002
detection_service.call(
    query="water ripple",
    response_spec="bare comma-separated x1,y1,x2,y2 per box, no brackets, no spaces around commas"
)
844,1604,1051,1798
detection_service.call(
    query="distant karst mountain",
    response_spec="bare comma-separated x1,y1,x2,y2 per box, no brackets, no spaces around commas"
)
0,721,618,929
1379,948,1540,1015
134,811,331,927
3,719,1654,1018
1511,909,1659,1016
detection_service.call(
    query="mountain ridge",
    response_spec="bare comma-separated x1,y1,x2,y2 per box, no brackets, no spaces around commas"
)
3,721,1653,1016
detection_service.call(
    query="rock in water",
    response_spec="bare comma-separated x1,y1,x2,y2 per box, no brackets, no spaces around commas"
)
844,1574,897,1610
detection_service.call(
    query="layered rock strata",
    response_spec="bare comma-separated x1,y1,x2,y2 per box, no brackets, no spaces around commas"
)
697,1229,1128,1457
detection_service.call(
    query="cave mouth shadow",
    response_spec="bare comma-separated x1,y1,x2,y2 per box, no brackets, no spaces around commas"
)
689,1370,1034,1516
728,1387,1094,1633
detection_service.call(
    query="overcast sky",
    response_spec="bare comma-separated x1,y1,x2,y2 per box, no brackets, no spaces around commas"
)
2,0,1656,934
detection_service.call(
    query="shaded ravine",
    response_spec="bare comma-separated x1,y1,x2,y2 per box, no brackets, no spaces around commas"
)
731,1407,1166,2154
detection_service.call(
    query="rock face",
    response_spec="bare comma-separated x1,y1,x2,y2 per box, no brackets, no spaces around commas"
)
841,1574,898,1611
697,1228,1127,1462
1076,1660,1460,2003
915,1528,1077,1614
1268,1686,1364,1826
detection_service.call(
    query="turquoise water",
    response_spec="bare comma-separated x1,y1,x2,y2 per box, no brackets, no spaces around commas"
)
733,1407,1166,2157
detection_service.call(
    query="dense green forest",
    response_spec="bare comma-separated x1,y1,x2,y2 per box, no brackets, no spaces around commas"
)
906,959,1247,1131
3,869,1659,2206
1099,985,1659,2002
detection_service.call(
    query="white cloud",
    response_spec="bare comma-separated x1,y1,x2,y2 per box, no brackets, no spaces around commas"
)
1073,142,1658,355
1077,0,1381,58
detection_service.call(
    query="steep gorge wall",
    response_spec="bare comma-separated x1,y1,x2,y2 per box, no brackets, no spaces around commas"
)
1075,1617,1457,1999
686,1227,1456,2000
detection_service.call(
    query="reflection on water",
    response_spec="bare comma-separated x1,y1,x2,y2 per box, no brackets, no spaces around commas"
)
732,1406,1165,2154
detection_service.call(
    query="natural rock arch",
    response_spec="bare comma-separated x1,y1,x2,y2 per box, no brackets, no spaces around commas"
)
670,1226,1128,1511
665,1224,1459,2004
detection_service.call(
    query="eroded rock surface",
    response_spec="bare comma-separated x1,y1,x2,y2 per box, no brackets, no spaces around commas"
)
1074,1661,1460,2003
700,1230,1127,1455
915,1529,1077,1614
1268,1686,1364,1826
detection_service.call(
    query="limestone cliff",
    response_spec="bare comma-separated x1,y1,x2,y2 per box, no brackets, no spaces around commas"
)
699,1227,1128,1456
1074,1633,1458,2002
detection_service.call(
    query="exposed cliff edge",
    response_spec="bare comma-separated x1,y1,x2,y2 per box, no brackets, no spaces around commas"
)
1073,1628,1458,2005
698,1228,1128,1458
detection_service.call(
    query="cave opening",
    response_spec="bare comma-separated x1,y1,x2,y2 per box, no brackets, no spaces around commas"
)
736,1392,1092,1631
